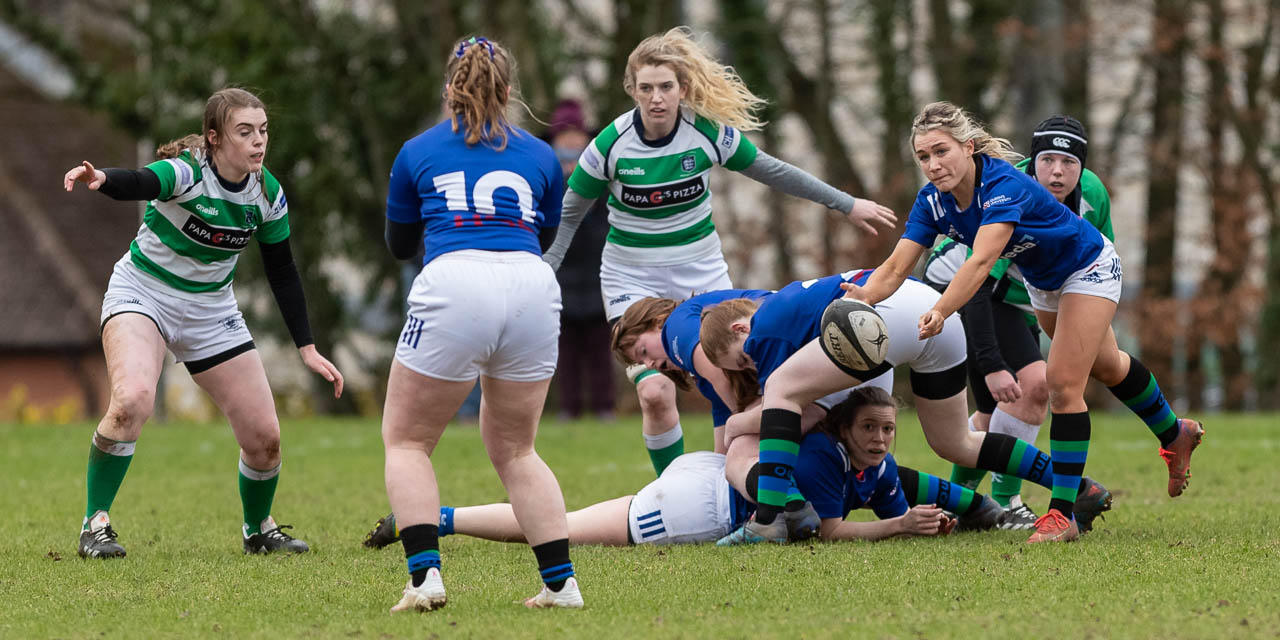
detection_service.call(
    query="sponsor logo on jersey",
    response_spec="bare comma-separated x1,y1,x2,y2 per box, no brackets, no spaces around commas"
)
981,194,1012,209
720,127,735,148
619,176,704,209
1000,234,1038,259
671,337,683,365
182,215,253,250
618,166,646,176
195,203,220,218
221,316,242,332
680,153,696,173
1052,136,1072,149
608,294,633,306
585,152,601,171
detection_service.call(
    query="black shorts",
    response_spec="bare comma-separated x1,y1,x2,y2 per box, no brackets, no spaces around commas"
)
968,301,1043,414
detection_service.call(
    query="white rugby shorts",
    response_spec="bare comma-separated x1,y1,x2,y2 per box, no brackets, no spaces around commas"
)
876,279,968,374
396,249,561,382
628,451,732,545
600,254,733,321
1022,239,1123,312
100,255,253,365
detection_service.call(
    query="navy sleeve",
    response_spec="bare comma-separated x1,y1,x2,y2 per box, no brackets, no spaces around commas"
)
902,192,941,248
869,457,909,519
794,437,850,520
385,145,422,224
747,335,798,388
976,174,1031,226
385,218,425,261
958,276,1007,375
539,152,565,229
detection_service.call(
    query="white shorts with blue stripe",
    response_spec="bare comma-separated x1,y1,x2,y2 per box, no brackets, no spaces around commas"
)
1021,238,1123,313
627,451,732,545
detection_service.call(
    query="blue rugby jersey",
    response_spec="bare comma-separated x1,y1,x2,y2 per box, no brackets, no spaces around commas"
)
744,269,873,386
661,288,773,426
902,153,1104,291
793,431,908,520
385,120,564,264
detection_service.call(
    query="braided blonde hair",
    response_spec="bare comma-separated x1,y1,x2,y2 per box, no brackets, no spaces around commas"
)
910,101,1022,163
445,36,522,150
624,27,767,131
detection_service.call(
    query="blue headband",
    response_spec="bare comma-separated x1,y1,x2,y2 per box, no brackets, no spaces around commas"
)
455,37,495,60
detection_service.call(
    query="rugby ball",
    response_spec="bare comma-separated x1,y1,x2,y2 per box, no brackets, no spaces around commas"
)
820,298,890,374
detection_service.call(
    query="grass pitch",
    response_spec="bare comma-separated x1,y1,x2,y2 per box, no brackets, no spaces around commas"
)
2,411,1278,639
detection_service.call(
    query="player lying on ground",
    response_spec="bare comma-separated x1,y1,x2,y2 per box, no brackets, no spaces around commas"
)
697,270,1112,544
844,102,1202,543
364,388,1014,549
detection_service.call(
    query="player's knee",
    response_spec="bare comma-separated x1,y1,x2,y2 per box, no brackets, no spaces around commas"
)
1045,367,1084,408
107,382,155,427
1023,377,1051,415
636,376,675,413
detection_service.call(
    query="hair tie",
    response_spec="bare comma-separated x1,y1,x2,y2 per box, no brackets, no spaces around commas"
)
455,36,495,60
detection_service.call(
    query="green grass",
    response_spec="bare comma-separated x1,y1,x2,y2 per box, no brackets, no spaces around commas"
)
2,412,1279,639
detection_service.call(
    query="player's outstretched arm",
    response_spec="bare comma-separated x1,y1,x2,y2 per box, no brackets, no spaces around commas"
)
819,504,953,541
737,150,896,235
541,190,595,271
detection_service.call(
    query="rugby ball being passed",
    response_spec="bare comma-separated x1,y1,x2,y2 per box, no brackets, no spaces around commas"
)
820,298,889,374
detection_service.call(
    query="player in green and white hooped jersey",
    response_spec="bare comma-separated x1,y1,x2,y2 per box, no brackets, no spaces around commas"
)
63,88,344,559
542,27,896,475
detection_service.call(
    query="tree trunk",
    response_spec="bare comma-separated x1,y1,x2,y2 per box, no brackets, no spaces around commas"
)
1138,0,1189,396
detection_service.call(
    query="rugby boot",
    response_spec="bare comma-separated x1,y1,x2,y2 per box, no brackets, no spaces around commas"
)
243,516,310,554
955,494,1004,532
716,514,788,546
785,502,822,541
524,576,584,609
78,510,126,559
1026,508,1079,543
390,568,447,612
363,512,400,549
1160,419,1204,497
1073,476,1114,533
998,496,1038,531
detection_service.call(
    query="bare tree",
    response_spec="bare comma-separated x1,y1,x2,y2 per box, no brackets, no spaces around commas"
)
1138,0,1190,393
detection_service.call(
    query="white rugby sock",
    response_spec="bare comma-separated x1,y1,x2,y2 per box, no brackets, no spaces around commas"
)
643,423,683,450
988,408,1041,443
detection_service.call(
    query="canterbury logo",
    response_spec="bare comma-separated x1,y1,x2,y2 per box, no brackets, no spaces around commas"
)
1052,136,1072,148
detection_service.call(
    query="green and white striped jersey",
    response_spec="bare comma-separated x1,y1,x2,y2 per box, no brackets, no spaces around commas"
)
567,107,757,266
127,149,290,294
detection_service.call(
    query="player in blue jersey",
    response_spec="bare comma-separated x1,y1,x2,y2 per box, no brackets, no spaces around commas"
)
609,292,773,453
364,388,974,549
844,102,1203,543
698,270,1109,544
379,36,580,612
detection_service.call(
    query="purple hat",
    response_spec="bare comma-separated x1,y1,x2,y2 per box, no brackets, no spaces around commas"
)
548,99,587,138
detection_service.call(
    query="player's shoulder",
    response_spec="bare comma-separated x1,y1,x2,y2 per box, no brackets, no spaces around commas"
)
260,165,283,203
1080,167,1108,195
